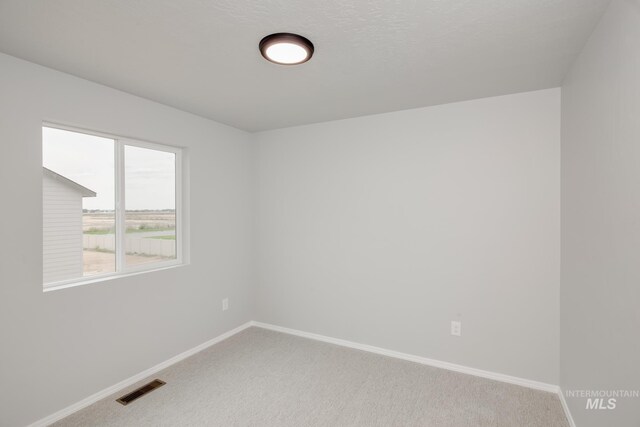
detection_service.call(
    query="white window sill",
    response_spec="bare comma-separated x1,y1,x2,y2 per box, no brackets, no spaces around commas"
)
43,262,188,293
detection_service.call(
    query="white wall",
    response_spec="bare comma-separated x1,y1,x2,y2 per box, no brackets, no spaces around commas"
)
0,53,254,427
0,48,571,426
43,173,84,283
255,88,561,384
561,1,640,426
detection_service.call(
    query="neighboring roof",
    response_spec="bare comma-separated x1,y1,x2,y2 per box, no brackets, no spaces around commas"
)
43,167,97,198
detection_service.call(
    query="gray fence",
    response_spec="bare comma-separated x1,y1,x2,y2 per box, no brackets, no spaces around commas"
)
83,234,176,258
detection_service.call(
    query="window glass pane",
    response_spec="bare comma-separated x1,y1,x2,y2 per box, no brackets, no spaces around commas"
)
42,127,115,284
124,145,176,267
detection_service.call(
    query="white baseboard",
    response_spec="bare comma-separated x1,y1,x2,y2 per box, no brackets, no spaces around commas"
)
558,387,577,427
27,321,253,427
28,320,569,427
251,321,560,394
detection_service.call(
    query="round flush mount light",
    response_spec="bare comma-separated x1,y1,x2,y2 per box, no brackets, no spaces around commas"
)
259,33,314,65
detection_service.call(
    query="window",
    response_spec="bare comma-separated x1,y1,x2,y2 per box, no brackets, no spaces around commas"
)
42,124,183,289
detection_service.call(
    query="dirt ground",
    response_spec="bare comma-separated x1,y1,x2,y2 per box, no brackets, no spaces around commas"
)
83,250,168,275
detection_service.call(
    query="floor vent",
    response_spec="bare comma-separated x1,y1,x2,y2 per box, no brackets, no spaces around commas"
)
116,379,166,406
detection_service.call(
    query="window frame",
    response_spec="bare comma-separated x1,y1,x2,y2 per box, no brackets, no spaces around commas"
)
43,122,185,292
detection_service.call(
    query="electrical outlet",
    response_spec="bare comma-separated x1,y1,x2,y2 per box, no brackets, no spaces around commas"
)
222,298,229,311
451,321,461,336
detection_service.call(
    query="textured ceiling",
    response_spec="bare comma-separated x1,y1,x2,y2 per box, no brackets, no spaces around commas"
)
0,0,610,131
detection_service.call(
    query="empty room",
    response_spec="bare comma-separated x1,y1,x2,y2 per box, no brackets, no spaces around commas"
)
0,1,638,426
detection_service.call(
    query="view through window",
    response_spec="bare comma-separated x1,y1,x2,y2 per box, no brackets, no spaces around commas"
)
42,125,180,287
124,145,176,267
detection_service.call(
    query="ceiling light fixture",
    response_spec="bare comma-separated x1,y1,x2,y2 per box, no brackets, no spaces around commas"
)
259,33,314,65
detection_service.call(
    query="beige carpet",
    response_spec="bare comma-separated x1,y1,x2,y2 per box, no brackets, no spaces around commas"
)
53,327,569,427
